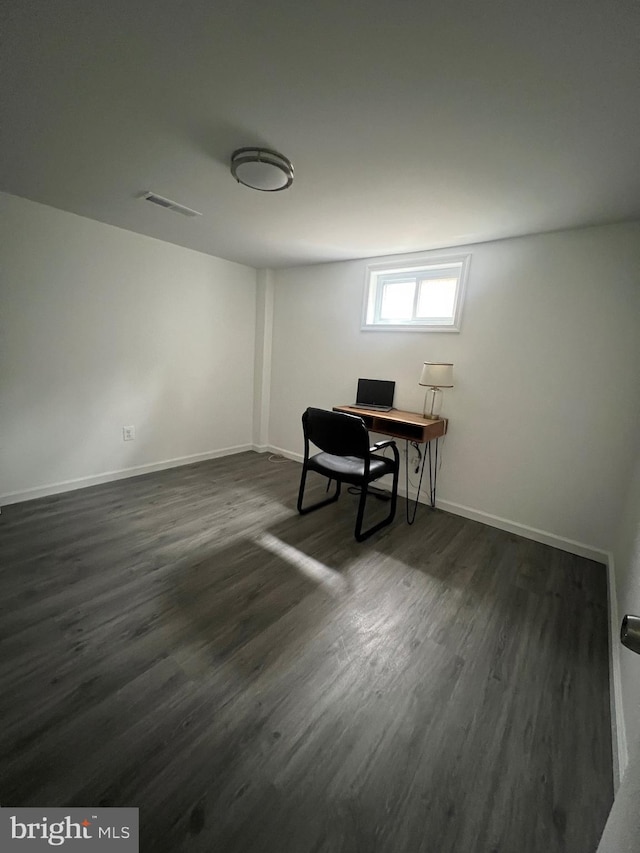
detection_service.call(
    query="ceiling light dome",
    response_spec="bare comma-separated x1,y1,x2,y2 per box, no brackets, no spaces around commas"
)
230,147,294,192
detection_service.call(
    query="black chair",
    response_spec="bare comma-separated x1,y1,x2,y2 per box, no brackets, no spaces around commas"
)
297,407,400,542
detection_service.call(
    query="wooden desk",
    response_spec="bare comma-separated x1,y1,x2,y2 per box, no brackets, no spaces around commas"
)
333,405,448,518
332,406,447,443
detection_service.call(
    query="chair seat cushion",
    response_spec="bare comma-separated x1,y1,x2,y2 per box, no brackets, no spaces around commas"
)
307,452,395,484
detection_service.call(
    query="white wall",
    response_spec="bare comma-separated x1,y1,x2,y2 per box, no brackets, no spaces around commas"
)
269,222,640,556
0,192,257,502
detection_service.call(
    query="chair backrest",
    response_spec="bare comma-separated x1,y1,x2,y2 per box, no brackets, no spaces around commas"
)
302,408,370,458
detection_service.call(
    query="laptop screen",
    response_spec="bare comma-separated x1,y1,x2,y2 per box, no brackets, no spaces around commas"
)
356,378,395,408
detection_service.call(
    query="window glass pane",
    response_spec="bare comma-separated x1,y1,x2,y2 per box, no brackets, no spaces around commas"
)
416,277,457,319
363,254,468,331
380,279,415,320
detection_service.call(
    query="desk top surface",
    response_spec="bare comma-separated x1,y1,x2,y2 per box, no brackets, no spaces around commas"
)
334,405,443,428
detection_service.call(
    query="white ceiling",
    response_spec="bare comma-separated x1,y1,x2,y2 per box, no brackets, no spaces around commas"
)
1,0,639,269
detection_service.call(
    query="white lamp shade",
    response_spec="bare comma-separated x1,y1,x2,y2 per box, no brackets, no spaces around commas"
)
419,362,454,388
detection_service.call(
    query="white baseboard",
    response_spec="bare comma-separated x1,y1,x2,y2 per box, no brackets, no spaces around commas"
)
435,498,609,564
264,445,304,463
0,444,253,507
607,554,628,789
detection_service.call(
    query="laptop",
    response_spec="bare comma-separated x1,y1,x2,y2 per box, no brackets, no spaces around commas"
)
354,378,395,412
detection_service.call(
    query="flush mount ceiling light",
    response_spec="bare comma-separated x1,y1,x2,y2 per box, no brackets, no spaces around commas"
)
230,147,294,192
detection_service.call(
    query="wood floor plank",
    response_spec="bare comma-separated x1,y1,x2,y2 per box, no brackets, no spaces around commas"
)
0,452,613,852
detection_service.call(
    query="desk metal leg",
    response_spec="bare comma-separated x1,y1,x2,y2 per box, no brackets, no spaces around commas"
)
405,438,439,525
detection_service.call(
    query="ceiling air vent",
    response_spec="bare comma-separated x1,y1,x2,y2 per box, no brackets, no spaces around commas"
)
140,191,202,218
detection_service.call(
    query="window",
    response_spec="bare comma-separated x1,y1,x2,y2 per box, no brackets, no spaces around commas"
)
362,254,470,332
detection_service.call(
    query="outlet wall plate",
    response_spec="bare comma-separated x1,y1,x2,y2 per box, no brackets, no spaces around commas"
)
122,425,135,441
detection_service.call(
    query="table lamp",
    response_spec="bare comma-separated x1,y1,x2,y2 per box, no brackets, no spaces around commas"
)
419,362,454,419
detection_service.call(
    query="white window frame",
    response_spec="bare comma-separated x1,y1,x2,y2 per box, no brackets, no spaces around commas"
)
361,253,471,332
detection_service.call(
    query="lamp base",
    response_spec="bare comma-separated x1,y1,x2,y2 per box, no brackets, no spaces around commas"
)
422,387,443,420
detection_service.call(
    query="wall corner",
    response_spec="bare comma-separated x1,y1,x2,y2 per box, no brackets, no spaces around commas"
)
253,268,275,448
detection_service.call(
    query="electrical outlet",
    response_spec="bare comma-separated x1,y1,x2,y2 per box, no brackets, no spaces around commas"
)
122,425,135,441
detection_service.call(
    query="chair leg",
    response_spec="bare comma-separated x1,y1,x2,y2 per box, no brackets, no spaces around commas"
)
354,472,399,542
297,467,342,515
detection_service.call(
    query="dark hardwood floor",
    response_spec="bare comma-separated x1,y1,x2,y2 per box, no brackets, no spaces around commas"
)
0,452,613,852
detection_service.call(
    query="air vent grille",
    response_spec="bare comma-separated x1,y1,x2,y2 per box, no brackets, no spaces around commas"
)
140,191,202,218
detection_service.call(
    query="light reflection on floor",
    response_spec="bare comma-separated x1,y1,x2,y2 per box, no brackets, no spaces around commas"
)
255,532,348,598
